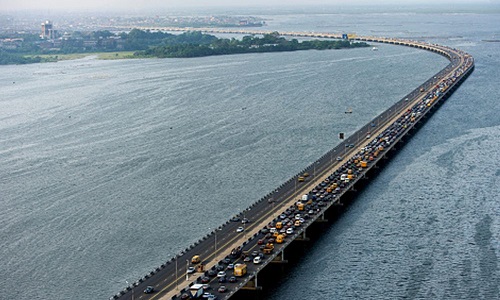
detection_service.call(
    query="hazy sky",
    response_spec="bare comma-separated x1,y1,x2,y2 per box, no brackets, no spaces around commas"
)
1,0,493,12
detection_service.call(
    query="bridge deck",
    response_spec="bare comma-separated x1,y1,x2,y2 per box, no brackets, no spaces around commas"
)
111,29,474,300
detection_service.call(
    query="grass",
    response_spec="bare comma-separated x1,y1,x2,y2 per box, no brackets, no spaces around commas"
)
25,51,138,62
96,51,136,60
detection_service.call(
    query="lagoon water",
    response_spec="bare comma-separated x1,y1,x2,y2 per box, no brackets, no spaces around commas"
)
1,8,499,300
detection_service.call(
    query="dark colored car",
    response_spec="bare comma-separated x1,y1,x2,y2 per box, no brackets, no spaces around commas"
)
201,276,210,283
207,269,217,277
228,276,237,283
144,286,154,294
218,276,227,283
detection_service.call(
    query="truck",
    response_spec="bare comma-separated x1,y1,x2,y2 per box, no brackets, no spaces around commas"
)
233,263,247,277
189,284,204,298
263,243,274,254
301,194,308,202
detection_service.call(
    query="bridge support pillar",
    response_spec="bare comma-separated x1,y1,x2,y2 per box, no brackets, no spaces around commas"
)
295,229,310,241
242,273,263,291
315,213,329,222
271,249,288,264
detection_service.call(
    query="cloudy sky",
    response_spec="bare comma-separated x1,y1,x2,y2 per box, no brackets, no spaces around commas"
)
1,0,492,11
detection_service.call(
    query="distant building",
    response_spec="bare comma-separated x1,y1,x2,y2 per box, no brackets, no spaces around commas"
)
41,20,57,39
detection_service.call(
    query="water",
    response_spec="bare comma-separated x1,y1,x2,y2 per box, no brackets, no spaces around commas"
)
1,8,499,300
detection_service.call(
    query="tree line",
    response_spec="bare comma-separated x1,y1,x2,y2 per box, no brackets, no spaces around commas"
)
136,31,369,58
0,29,368,64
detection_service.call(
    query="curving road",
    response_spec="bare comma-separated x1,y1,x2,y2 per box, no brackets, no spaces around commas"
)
110,29,474,300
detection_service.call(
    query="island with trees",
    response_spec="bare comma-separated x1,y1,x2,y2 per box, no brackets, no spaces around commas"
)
0,29,369,65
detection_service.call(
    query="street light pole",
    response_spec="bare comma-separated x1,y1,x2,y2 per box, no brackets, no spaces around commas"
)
294,178,297,198
243,210,247,238
175,256,178,290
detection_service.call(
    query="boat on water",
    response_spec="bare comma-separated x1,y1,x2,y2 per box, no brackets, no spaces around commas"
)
372,46,378,51
345,108,353,114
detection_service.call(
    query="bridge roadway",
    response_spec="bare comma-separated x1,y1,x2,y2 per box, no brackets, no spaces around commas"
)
111,29,474,300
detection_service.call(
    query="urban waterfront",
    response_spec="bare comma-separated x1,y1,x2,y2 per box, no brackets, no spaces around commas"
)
0,8,498,300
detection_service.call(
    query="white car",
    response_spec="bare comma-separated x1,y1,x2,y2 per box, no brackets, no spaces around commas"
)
217,271,226,278
236,227,244,233
187,267,195,274
286,228,294,235
253,256,262,264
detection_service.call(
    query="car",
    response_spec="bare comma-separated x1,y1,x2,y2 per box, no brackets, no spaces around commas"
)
241,218,250,224
286,228,294,235
143,286,154,294
230,216,240,222
217,271,226,278
251,250,259,257
208,295,217,300
229,276,237,283
222,258,231,264
202,283,210,290
218,286,227,293
201,276,210,283
243,256,251,262
227,263,234,270
236,227,244,233
181,293,190,299
253,256,262,264
336,156,343,161
187,267,195,274
218,276,226,283
207,269,217,277
216,265,224,271
258,238,265,245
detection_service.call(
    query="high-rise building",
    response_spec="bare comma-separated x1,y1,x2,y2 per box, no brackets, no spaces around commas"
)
41,20,57,39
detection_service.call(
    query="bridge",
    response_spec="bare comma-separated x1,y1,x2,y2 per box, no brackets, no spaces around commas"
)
110,29,474,300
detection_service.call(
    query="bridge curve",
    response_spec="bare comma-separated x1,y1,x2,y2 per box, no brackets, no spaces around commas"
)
111,28,474,300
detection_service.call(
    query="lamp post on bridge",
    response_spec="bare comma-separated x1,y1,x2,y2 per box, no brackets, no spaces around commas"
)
313,161,320,178
208,227,218,257
175,255,179,290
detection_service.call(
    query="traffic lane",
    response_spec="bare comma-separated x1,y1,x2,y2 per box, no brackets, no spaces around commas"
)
137,102,408,300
